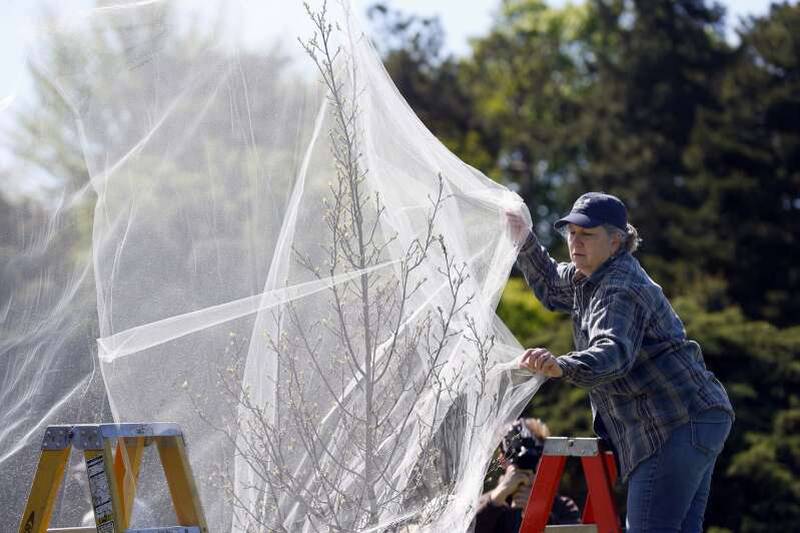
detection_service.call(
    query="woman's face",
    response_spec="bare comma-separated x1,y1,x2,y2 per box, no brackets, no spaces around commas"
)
567,223,621,276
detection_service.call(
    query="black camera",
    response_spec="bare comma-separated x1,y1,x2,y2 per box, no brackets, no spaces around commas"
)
501,419,544,471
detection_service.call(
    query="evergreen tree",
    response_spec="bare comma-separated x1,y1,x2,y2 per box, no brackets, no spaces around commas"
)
685,2,800,325
574,0,732,291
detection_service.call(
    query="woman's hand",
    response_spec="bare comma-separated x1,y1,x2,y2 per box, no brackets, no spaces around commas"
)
505,208,531,245
519,347,563,378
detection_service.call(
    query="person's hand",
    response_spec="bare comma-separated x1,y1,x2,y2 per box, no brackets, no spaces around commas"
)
519,348,563,378
489,464,534,507
510,473,534,509
505,208,531,245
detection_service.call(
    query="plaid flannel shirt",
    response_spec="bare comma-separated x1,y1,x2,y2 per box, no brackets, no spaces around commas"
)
516,234,733,481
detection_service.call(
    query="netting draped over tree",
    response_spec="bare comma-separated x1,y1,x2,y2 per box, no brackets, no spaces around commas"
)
0,1,542,530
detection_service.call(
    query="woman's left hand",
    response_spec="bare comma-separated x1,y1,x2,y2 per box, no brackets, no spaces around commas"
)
519,347,563,378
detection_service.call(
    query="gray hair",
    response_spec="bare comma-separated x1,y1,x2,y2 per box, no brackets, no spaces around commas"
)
556,222,642,253
603,223,642,254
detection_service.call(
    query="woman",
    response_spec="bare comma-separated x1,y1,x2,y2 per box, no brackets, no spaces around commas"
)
507,192,734,532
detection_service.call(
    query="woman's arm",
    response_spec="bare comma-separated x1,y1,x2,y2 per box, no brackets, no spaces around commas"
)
515,233,576,313
555,284,650,388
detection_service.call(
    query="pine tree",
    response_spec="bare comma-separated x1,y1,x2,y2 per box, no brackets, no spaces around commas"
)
685,2,800,324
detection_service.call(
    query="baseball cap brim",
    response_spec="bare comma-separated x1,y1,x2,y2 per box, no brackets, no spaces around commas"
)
554,212,602,230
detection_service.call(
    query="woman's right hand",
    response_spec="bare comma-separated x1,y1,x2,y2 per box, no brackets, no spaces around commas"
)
505,208,532,245
519,347,563,378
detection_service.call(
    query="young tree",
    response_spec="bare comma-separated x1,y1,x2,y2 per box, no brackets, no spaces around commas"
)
196,4,503,530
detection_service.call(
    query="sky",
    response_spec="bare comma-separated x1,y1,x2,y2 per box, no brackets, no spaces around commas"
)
0,1,781,122
0,1,780,103
351,0,779,55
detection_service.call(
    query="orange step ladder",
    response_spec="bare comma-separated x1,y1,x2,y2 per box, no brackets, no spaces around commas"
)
519,437,621,533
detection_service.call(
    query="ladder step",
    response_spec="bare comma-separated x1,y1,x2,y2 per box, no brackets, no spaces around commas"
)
542,437,602,457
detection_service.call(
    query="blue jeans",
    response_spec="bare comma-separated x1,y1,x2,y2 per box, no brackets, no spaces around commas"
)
625,408,732,532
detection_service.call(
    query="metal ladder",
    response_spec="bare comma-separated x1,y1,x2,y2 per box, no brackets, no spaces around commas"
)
520,437,621,533
17,423,208,533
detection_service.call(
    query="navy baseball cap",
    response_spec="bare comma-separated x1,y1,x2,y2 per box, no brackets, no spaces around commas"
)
554,192,627,231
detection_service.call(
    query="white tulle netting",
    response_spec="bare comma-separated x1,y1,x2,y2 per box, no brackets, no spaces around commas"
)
0,1,543,531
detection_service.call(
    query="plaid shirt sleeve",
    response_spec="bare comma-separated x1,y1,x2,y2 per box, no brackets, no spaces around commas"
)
515,233,575,313
556,284,651,388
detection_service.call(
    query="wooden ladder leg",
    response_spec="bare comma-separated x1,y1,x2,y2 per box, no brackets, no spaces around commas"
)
84,438,125,533
113,436,145,529
156,435,208,531
17,447,71,533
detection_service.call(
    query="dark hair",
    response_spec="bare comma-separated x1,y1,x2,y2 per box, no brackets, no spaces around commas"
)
501,418,549,471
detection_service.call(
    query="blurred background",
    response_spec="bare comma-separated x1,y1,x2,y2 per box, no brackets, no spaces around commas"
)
355,1,798,531
1,1,798,532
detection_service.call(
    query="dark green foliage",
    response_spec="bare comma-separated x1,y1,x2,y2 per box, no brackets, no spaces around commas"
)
675,295,800,531
567,0,734,294
685,2,800,325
